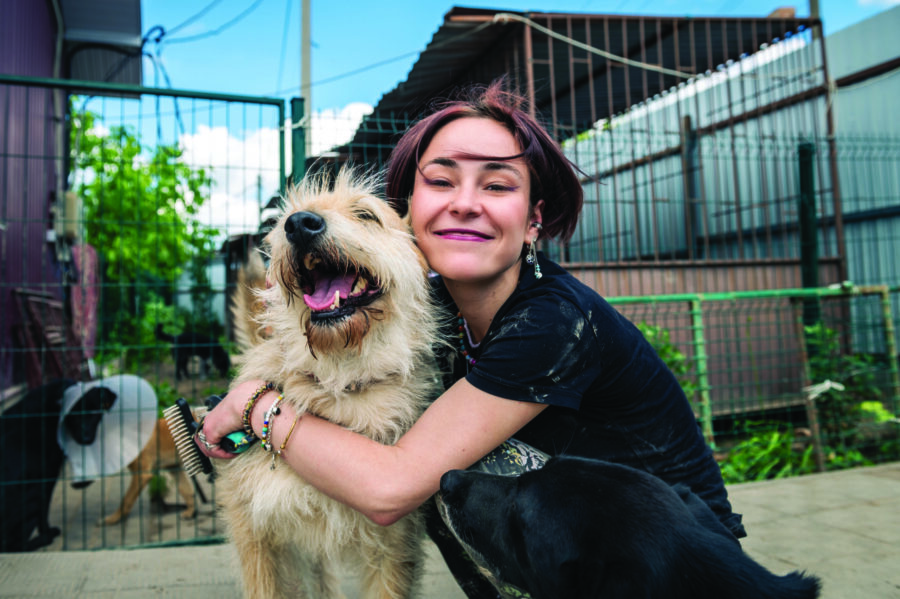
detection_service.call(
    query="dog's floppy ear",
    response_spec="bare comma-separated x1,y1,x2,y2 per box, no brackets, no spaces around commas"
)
63,387,118,445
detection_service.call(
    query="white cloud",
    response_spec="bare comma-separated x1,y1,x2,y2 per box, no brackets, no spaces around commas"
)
309,102,374,156
179,124,284,238
175,101,373,239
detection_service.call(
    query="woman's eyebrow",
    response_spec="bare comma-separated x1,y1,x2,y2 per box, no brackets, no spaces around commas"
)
421,156,524,179
422,157,458,168
482,161,525,179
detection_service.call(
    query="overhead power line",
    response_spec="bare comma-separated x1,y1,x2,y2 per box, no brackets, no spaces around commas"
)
166,0,265,45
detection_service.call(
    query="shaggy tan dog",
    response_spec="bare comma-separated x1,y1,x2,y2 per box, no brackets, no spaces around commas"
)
219,168,443,599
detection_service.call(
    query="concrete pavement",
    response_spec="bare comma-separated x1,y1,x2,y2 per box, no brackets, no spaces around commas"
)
2,461,898,598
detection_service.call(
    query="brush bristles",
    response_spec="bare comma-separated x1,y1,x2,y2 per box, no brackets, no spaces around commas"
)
163,403,209,477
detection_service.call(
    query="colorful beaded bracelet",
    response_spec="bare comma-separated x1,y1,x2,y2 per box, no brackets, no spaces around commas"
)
242,382,275,436
261,393,284,453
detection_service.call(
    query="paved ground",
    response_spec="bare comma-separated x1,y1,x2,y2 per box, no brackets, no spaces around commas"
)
2,461,898,598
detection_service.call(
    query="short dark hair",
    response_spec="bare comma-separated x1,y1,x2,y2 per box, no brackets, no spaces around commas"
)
385,80,584,242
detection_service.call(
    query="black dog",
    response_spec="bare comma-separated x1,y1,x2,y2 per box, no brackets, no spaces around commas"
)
156,325,231,380
439,456,821,599
0,379,117,552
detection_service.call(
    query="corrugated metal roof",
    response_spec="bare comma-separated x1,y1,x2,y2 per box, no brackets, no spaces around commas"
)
341,6,817,159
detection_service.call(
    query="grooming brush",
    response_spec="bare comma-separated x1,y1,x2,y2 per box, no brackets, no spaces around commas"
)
164,397,257,477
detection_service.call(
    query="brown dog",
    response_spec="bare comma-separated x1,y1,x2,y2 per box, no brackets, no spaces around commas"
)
102,416,196,525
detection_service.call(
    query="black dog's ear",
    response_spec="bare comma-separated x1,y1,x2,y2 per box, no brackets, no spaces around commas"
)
63,387,118,445
96,388,118,411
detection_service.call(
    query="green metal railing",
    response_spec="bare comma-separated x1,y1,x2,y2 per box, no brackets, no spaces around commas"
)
610,283,900,472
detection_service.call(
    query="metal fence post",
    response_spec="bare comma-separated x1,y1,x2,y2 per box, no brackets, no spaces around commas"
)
798,141,821,326
791,298,827,473
689,298,714,447
291,97,306,184
877,286,900,415
680,116,700,260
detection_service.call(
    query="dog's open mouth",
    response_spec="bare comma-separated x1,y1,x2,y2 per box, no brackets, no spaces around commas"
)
300,253,382,321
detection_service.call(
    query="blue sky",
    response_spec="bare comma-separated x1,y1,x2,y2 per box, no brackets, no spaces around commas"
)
142,0,898,113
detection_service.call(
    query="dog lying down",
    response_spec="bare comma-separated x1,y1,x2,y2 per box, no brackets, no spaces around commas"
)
439,455,821,599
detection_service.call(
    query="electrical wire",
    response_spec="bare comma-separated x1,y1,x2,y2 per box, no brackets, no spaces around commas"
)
269,19,495,96
275,0,294,96
165,0,265,45
166,0,226,38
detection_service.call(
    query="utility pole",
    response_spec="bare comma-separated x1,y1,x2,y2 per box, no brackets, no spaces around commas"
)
810,0,821,40
301,0,311,157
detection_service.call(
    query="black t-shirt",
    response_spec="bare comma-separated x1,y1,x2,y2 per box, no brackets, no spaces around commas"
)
433,253,746,538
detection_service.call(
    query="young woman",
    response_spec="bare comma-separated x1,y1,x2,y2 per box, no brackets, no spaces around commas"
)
198,81,744,596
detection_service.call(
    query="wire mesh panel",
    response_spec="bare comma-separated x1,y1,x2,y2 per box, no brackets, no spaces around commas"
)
0,76,284,551
552,29,838,271
610,286,900,482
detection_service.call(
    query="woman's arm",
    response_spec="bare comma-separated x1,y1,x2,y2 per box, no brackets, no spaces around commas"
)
199,378,546,526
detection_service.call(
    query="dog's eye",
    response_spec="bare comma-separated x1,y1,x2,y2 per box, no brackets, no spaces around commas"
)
355,209,381,225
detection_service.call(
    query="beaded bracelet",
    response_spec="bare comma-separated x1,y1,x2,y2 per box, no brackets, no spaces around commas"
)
260,393,284,452
242,382,275,436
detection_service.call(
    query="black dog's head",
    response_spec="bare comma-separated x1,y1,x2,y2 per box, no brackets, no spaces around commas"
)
62,387,118,446
440,456,686,599
440,456,736,599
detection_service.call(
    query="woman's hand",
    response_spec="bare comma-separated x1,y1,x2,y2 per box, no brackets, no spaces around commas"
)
196,379,270,460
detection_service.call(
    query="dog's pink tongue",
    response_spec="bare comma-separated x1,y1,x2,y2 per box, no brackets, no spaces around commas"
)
303,273,355,310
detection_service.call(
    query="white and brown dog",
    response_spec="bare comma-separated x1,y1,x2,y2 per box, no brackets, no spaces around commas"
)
219,168,443,599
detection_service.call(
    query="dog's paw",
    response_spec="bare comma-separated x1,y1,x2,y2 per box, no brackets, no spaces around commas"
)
100,513,123,526
25,527,60,551
180,508,196,520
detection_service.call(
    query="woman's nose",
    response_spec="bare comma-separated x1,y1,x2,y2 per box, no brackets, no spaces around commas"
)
448,184,482,215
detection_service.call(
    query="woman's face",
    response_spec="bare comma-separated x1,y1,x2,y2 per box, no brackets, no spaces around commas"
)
409,117,542,289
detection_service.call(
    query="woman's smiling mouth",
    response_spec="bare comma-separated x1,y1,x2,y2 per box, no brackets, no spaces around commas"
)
435,228,494,241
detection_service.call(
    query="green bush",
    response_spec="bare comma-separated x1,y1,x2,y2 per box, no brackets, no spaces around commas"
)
720,424,816,484
637,321,698,404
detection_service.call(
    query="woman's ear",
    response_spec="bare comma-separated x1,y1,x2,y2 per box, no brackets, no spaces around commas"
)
531,200,545,239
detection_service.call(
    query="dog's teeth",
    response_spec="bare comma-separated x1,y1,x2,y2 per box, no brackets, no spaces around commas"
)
330,289,341,310
352,277,366,295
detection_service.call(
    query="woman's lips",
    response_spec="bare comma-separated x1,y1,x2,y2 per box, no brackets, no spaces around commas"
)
435,228,493,242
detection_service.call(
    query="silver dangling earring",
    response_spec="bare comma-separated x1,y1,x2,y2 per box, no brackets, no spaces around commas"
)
526,222,543,279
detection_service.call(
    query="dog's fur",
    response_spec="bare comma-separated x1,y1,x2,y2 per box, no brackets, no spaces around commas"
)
101,416,197,525
218,168,443,599
156,325,231,380
232,246,270,348
439,456,821,599
0,379,117,552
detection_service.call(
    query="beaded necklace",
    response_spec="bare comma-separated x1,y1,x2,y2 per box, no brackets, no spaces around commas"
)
457,312,480,366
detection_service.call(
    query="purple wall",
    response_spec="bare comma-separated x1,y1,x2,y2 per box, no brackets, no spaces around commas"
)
1,0,63,388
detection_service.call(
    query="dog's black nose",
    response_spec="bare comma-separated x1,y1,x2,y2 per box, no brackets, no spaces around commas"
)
285,211,326,248
440,469,466,496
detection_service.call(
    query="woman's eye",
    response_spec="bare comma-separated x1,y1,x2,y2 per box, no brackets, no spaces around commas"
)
424,177,452,188
486,183,516,192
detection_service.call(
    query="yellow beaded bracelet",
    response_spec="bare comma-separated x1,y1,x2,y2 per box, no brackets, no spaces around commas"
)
242,382,275,436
